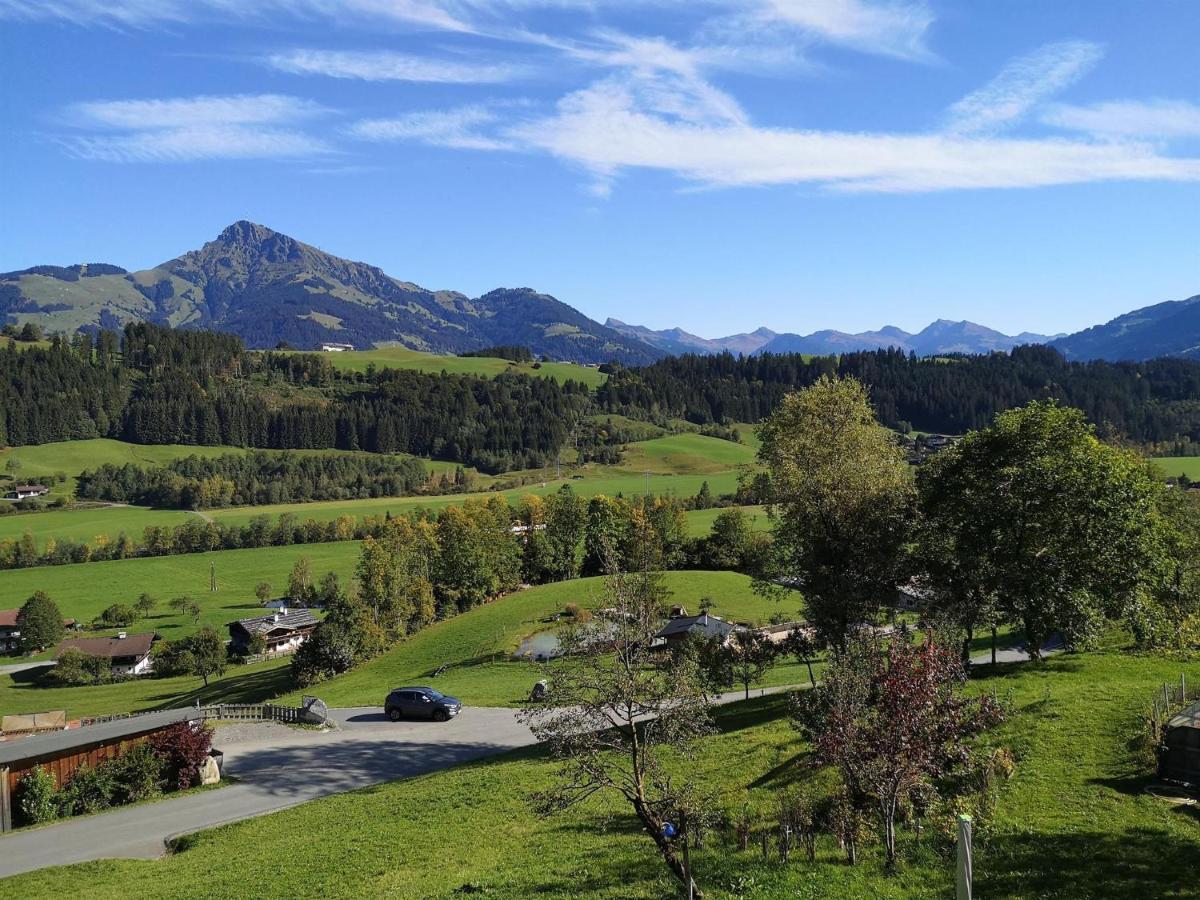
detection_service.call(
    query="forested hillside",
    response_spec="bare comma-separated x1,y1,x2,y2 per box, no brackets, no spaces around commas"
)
598,346,1200,445
1,324,591,473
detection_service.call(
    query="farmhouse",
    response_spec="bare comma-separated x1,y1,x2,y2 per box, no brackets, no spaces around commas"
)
2,484,48,501
1,610,80,654
319,342,355,352
0,708,199,832
54,632,157,676
653,613,738,647
0,610,20,654
228,609,319,656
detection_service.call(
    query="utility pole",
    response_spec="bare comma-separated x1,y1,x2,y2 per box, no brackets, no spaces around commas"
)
956,814,973,900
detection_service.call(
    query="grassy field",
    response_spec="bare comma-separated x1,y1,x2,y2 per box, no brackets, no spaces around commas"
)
0,542,364,637
279,571,807,710
0,656,293,720
293,347,608,388
0,434,756,549
1152,456,1200,480
7,648,1197,898
0,504,196,548
685,505,769,536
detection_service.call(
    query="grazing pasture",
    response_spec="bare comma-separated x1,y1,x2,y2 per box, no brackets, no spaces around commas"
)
293,347,608,388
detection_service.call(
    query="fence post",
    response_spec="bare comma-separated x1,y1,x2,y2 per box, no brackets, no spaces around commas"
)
956,814,973,900
0,766,11,834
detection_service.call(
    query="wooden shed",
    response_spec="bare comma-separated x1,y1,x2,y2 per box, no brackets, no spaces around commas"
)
1159,700,1200,788
0,708,198,832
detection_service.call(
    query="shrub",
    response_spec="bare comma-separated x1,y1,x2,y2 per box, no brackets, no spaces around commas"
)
60,763,117,815
94,603,136,628
16,766,59,825
44,648,117,686
108,743,164,804
149,721,214,790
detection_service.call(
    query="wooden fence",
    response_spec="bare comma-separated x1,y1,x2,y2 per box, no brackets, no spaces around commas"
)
197,703,308,724
1147,672,1198,745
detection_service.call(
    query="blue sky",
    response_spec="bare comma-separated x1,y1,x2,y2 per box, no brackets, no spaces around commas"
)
1,0,1198,338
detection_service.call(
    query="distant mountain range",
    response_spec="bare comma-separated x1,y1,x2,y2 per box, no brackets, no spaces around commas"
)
1049,294,1200,361
1,220,1196,365
609,318,1057,358
0,221,661,365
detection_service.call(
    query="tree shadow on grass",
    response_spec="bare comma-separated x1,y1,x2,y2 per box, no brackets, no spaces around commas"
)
709,693,790,734
977,827,1200,899
148,663,294,709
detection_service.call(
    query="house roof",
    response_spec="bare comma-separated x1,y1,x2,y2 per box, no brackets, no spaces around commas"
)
0,708,198,766
233,610,320,636
9,484,47,492
0,609,76,629
54,632,156,660
655,614,736,641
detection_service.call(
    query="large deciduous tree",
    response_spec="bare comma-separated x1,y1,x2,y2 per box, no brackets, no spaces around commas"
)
17,591,65,653
520,559,712,898
918,401,1168,659
757,375,914,648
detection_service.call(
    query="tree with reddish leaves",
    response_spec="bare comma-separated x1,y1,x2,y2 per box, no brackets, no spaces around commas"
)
795,632,1004,871
149,720,215,790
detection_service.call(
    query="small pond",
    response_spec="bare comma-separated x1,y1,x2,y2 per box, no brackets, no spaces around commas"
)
515,630,562,661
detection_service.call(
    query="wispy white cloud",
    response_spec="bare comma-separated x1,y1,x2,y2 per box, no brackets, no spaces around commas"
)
1043,99,1200,139
743,0,935,61
60,93,332,162
502,73,1200,192
265,48,523,83
945,40,1103,135
0,0,472,31
348,106,510,150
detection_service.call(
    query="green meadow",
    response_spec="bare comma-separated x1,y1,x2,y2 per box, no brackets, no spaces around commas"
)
685,504,770,536
1152,456,1200,480
293,346,608,388
0,541,364,636
7,647,1196,899
0,433,758,549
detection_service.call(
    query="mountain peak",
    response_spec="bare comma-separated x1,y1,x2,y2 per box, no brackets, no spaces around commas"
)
216,220,280,247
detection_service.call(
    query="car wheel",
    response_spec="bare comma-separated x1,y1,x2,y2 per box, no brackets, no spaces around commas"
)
432,709,449,722
387,707,402,722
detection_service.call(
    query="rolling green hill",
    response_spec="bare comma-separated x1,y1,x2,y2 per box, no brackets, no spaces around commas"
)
279,571,805,710
0,434,757,549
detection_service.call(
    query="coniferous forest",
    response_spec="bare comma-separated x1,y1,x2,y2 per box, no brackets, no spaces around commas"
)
11,324,1200,471
598,346,1200,445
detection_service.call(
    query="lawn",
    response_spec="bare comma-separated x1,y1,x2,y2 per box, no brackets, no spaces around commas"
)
0,656,293,720
6,648,1197,899
278,571,807,710
291,347,608,388
0,542,364,639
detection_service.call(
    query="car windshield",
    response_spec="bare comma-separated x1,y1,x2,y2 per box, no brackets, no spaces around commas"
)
424,689,443,700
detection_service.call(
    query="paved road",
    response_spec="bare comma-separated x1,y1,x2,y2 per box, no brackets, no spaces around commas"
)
0,661,53,676
0,707,537,879
970,632,1065,666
